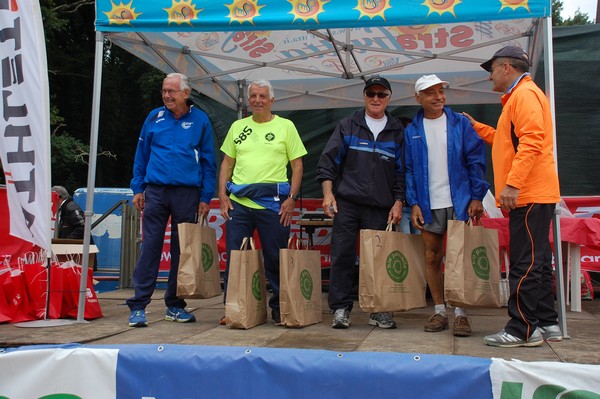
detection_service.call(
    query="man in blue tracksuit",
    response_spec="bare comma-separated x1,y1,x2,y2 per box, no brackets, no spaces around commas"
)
317,76,405,330
127,73,217,327
405,74,489,337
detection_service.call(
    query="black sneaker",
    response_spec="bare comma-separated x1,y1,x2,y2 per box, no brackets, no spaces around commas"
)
369,312,397,329
271,308,282,326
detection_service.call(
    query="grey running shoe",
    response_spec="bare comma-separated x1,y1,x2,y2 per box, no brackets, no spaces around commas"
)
332,307,350,329
539,324,563,342
369,312,397,329
484,328,543,347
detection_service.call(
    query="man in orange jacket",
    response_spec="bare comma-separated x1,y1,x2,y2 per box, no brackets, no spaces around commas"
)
463,46,562,347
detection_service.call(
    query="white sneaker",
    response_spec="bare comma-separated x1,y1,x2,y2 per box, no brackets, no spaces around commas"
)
539,324,563,342
484,328,544,348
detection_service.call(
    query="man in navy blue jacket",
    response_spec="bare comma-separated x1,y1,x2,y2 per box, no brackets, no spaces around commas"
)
317,76,405,330
127,73,217,327
404,74,489,337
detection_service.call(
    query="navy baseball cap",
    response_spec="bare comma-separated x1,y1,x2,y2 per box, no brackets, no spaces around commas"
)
481,46,530,72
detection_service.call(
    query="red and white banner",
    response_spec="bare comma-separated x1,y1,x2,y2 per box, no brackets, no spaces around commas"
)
0,0,51,251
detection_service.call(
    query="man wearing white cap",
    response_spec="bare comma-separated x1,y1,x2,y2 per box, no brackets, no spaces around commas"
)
464,46,561,347
404,74,489,337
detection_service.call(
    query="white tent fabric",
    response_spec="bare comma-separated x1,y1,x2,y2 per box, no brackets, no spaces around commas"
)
87,0,568,335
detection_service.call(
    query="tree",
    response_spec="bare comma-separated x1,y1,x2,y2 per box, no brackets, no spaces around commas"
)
552,0,594,26
38,0,159,190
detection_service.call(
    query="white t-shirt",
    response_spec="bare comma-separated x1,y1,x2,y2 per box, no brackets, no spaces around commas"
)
424,114,452,209
365,113,387,140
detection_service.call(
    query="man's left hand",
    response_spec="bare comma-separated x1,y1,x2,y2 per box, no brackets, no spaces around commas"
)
467,199,484,220
387,200,403,225
198,202,210,219
279,198,296,227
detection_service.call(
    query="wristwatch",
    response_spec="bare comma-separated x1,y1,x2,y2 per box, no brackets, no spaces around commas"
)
288,193,299,201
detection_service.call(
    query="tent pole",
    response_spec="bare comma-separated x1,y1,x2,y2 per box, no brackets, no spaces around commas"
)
237,79,246,120
543,17,569,338
76,31,104,323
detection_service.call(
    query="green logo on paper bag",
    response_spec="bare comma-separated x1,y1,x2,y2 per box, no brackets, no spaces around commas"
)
471,246,490,280
300,269,313,300
386,250,409,283
252,270,262,301
201,243,214,272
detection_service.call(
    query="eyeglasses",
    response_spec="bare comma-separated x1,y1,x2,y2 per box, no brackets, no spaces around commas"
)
489,62,515,74
365,91,390,99
160,89,183,96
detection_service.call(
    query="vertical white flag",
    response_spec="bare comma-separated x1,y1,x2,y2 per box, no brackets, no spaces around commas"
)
0,0,51,251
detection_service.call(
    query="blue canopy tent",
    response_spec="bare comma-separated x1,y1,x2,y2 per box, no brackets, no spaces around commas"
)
83,0,567,333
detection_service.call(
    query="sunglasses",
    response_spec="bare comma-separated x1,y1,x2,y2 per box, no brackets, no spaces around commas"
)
365,91,390,99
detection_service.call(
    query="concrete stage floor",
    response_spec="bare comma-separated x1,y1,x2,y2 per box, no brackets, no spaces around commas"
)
1,289,599,365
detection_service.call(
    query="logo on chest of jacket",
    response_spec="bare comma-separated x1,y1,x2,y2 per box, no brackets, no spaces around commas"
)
181,122,193,129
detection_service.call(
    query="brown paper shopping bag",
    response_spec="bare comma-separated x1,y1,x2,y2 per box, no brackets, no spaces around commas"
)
225,237,267,329
359,224,426,312
176,217,222,299
444,220,501,308
279,238,322,327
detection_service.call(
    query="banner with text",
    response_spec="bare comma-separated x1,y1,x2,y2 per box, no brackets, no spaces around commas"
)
0,0,51,251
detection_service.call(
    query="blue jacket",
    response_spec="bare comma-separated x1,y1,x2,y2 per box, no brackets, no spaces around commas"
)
130,105,217,203
316,109,405,208
404,106,489,224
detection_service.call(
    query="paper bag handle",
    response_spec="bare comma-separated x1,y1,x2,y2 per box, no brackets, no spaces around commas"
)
199,214,209,226
385,222,399,232
239,237,256,250
287,236,305,250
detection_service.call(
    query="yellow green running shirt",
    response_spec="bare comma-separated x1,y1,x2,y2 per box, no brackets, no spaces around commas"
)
221,115,307,209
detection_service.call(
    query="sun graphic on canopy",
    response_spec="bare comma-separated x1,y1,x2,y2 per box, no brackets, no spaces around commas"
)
288,0,329,23
499,0,530,12
103,0,141,26
163,0,202,26
226,0,265,25
422,0,461,17
354,0,392,21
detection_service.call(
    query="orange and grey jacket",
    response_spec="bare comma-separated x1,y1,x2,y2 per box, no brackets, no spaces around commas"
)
473,75,560,206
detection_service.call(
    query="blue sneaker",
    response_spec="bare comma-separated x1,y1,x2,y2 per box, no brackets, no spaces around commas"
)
165,307,196,323
128,309,148,327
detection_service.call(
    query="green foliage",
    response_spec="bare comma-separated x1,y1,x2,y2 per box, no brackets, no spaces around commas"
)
552,0,594,26
562,10,593,26
50,134,90,193
552,0,564,26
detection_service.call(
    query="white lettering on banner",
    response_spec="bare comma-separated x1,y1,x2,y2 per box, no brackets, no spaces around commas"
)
582,255,600,263
0,0,51,250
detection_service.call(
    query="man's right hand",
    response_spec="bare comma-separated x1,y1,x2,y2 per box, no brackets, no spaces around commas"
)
219,194,233,220
132,193,144,212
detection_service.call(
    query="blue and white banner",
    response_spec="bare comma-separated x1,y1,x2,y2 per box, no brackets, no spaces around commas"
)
0,0,51,251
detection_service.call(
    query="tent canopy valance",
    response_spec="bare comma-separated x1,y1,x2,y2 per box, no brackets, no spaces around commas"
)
95,0,551,111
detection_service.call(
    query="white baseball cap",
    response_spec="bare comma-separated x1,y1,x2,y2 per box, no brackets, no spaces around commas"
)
415,74,449,93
